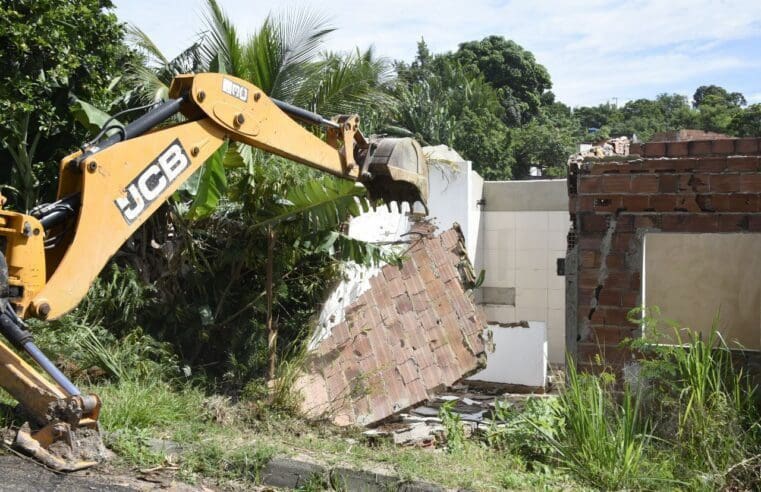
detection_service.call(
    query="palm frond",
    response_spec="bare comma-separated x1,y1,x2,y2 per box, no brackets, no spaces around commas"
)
126,24,169,67
252,179,369,231
200,0,244,74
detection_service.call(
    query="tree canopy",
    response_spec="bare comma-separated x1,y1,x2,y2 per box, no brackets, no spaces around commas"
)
0,0,130,208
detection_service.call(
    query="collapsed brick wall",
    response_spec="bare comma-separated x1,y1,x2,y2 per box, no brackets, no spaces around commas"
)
566,137,761,370
295,224,487,426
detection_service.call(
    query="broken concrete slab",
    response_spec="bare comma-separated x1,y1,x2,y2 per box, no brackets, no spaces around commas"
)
294,223,487,426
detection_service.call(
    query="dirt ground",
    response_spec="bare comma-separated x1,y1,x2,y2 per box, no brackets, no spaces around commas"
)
0,454,243,492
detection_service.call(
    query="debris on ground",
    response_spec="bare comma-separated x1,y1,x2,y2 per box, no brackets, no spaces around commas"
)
368,383,559,448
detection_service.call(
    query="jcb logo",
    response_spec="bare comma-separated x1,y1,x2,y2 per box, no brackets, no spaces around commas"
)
115,139,190,224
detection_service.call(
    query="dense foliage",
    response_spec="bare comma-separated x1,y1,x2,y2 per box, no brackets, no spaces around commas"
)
0,0,132,209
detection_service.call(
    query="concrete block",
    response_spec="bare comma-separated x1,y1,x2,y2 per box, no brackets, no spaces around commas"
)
480,287,516,305
482,304,516,323
331,467,399,491
261,457,327,489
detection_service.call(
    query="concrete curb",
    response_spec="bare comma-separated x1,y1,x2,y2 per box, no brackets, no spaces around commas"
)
261,456,447,491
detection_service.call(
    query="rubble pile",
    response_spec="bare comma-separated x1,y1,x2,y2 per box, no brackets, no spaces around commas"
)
367,384,558,447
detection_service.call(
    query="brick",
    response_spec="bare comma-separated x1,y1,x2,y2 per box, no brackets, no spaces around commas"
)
658,174,678,193
606,254,625,270
581,214,609,233
616,215,635,232
710,194,759,213
593,196,623,213
578,235,604,250
710,174,741,192
649,194,676,212
661,214,718,232
736,138,760,155
400,257,417,279
383,265,401,281
695,157,727,172
669,158,702,172
644,158,678,172
666,141,689,157
749,216,761,232
590,326,637,344
630,174,658,193
678,174,710,193
395,293,413,314
674,194,701,212
605,270,632,290
601,175,631,193
712,139,736,155
612,232,633,252
579,270,601,289
629,143,642,155
634,215,660,228
621,291,640,308
597,288,622,306
579,176,603,193
620,195,649,212
739,175,761,192
588,162,624,175
580,250,599,268
727,156,760,172
643,142,666,157
689,140,713,156
718,214,751,232
577,343,634,365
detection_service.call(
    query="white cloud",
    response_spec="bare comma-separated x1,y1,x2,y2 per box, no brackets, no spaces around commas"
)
114,0,761,106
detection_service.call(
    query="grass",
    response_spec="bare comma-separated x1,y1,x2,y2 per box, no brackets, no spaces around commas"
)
3,300,758,491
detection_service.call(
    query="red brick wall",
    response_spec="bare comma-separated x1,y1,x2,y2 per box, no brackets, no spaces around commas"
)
567,137,761,370
295,224,487,426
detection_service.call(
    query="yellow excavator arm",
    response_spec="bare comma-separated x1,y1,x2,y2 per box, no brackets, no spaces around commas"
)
0,73,428,470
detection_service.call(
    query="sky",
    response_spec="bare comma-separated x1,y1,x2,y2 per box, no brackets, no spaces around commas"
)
114,0,761,107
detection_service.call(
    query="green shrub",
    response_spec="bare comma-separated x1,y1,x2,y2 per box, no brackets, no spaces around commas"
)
439,400,465,453
486,397,562,463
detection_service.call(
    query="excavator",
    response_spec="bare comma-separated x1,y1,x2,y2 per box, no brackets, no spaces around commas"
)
0,73,429,471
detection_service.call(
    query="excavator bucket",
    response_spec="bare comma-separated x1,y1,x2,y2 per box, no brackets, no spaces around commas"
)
360,137,429,212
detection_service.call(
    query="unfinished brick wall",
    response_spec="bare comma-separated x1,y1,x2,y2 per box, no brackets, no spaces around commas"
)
566,137,761,370
295,224,487,426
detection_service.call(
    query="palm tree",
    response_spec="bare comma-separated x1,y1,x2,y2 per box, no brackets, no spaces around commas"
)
117,0,401,382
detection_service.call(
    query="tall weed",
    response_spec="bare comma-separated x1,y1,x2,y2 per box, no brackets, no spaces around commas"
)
628,308,760,487
541,360,654,490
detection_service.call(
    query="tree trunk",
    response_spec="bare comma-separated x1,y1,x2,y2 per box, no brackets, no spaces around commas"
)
265,227,277,382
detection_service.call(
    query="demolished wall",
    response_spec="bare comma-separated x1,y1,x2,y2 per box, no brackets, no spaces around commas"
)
295,224,487,426
566,137,761,371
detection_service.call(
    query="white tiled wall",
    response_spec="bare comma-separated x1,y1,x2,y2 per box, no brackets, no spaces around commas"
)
480,210,569,364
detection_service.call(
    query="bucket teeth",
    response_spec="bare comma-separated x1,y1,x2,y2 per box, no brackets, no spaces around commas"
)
360,137,429,211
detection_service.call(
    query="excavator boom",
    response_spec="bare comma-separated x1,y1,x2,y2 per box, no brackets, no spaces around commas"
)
0,73,428,470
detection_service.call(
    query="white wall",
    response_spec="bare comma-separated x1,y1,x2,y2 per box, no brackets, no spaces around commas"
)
424,145,482,260
468,321,547,387
479,180,570,365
